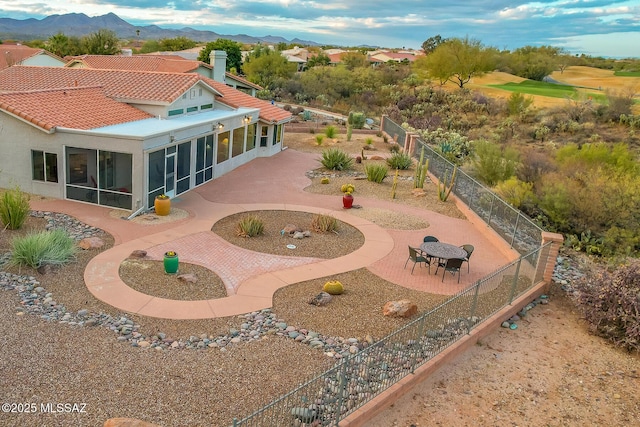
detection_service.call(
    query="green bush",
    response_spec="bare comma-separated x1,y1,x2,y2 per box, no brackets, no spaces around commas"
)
324,125,337,138
315,134,325,145
311,214,339,233
348,112,366,129
386,152,413,170
364,164,388,183
0,187,30,230
320,148,353,171
471,139,519,186
236,215,264,237
494,177,535,209
10,229,77,268
573,261,640,351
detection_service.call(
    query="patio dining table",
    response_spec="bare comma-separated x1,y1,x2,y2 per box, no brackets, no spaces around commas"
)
419,241,467,261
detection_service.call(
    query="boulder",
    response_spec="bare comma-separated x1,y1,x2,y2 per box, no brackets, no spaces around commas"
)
78,237,105,250
37,264,58,275
308,292,332,306
383,300,418,318
283,224,301,234
292,231,305,239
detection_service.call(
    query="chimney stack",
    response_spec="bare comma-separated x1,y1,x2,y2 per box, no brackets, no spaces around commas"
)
210,50,227,83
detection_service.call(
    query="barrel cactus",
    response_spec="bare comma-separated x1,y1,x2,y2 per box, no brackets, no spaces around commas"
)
320,177,330,184
322,280,344,295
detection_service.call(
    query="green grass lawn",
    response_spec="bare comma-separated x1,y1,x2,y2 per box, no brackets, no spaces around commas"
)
489,80,576,97
614,71,640,77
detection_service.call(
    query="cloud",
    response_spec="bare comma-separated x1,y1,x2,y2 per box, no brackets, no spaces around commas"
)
0,0,638,57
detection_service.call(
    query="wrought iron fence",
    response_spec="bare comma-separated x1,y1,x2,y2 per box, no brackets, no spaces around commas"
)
382,117,543,257
232,244,552,427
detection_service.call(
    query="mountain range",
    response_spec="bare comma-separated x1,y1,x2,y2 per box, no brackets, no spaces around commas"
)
0,12,320,46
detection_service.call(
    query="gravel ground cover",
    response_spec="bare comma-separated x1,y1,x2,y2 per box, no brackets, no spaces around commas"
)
1,133,636,426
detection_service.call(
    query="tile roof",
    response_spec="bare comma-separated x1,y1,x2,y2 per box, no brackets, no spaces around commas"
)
0,86,153,131
66,54,201,73
0,66,214,103
70,54,263,90
0,66,291,130
0,44,62,70
203,77,291,123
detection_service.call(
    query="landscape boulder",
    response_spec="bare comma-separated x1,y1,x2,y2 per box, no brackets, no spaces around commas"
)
78,237,105,250
383,300,418,318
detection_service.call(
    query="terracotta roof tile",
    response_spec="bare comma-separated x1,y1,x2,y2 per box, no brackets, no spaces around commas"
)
0,45,62,70
0,86,153,131
204,77,291,123
0,66,291,129
66,54,201,73
0,66,206,103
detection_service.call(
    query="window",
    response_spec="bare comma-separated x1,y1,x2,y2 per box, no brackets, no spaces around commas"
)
260,126,269,147
201,104,213,110
273,124,283,146
247,123,256,151
31,150,58,182
168,109,184,117
186,106,198,113
217,130,230,164
232,127,245,157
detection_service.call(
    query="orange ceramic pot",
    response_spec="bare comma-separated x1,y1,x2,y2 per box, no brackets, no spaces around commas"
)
154,196,171,216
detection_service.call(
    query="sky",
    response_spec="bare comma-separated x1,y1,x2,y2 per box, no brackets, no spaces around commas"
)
1,1,639,58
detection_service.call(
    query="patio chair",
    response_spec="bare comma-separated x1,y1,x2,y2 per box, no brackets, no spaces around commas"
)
460,244,474,272
423,235,439,243
436,257,464,283
404,246,431,274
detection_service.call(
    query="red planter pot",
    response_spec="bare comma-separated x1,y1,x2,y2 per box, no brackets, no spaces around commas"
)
342,194,354,209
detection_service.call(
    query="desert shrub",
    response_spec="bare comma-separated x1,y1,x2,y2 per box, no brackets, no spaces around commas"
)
311,214,338,233
471,139,519,186
324,125,337,138
494,177,535,210
388,143,400,153
0,186,30,230
236,215,264,237
320,148,353,171
386,152,412,170
348,112,366,129
346,124,353,141
315,134,325,145
572,261,640,352
10,229,77,268
506,92,533,116
364,164,388,183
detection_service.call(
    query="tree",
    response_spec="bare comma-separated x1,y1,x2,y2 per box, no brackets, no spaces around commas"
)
306,52,331,68
421,34,445,54
342,51,368,70
198,39,243,73
159,36,196,52
417,37,495,88
139,39,161,54
508,45,561,81
82,29,120,55
45,32,83,57
242,45,296,89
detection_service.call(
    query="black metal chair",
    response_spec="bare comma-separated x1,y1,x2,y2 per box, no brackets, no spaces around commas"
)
423,235,439,243
460,244,474,272
404,246,431,274
436,258,465,283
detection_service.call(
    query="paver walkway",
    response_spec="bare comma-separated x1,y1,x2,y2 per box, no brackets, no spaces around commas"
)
31,149,516,319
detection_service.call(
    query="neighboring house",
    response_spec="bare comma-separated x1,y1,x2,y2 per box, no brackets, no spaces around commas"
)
0,44,65,70
65,51,263,96
368,51,420,66
0,63,291,213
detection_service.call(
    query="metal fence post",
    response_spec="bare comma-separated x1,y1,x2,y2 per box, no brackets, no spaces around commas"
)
335,358,349,426
508,257,523,304
410,315,426,373
469,281,480,320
